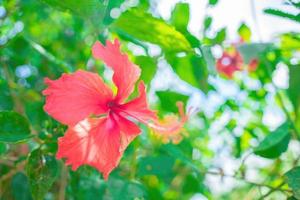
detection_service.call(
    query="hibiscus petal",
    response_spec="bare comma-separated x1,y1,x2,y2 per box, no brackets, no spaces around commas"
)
92,39,141,103
149,102,189,144
118,81,157,122
43,70,113,126
56,114,141,180
118,82,188,144
110,113,141,152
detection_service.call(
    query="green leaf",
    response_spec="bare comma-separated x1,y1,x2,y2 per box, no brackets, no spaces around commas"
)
254,122,291,158
237,43,271,63
285,167,300,199
26,149,59,200
0,78,13,111
137,155,175,178
171,3,189,33
134,56,157,85
264,8,300,23
287,196,299,200
11,172,33,200
68,167,106,199
204,28,226,45
39,0,106,20
165,52,208,92
170,3,200,48
281,33,300,50
156,91,189,113
209,0,219,6
288,65,300,113
204,16,213,31
161,144,199,173
182,174,201,194
0,142,8,155
107,177,147,200
112,8,191,52
289,0,300,9
25,101,48,130
238,23,251,42
103,0,124,25
215,28,226,44
0,111,32,143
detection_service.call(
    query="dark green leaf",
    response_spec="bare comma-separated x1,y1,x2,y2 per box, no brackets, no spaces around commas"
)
68,167,106,200
0,111,32,143
162,144,199,173
103,0,124,25
182,174,200,194
204,16,213,31
26,149,59,200
285,167,300,199
0,78,13,111
289,0,300,9
214,28,226,44
287,196,299,200
264,8,300,23
137,155,175,178
112,8,191,52
0,142,7,155
209,0,219,6
204,28,226,45
25,101,48,130
11,172,33,200
288,65,300,114
156,91,189,113
107,177,147,200
254,122,291,158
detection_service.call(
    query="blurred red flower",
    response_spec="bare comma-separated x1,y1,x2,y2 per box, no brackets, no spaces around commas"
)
216,51,243,78
248,58,258,72
216,47,259,78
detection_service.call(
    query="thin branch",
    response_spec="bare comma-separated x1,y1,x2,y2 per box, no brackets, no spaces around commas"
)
293,153,300,166
23,37,73,73
0,160,27,183
206,170,291,193
234,150,253,177
258,181,286,200
250,0,263,42
2,62,24,114
262,58,300,140
58,165,68,200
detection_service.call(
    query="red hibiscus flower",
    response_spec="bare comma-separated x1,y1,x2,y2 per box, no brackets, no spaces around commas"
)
248,58,258,72
42,39,187,180
216,51,243,79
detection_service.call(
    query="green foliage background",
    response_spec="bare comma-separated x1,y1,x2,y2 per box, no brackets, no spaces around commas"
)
0,0,300,199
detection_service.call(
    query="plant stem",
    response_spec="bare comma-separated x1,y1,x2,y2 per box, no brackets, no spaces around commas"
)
258,181,286,200
0,160,27,183
250,0,263,42
2,62,24,114
58,165,68,200
262,58,300,140
24,37,73,73
206,170,291,193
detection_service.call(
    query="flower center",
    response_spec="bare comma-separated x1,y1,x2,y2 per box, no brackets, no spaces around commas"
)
107,101,118,110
